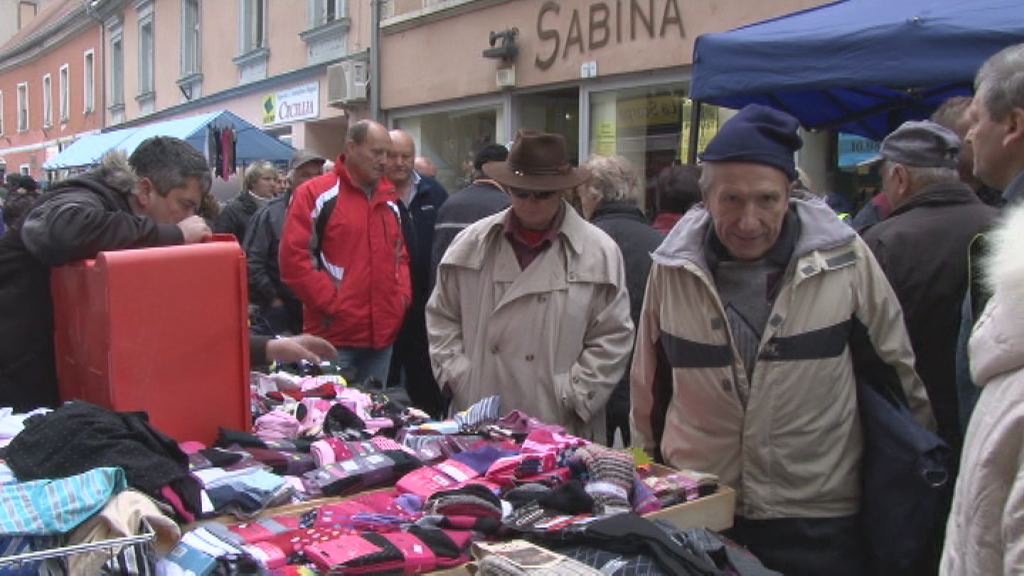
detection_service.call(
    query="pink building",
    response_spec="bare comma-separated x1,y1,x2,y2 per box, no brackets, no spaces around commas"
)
0,0,102,181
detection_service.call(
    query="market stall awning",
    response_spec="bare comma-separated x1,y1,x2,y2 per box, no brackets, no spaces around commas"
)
43,110,294,171
690,0,1024,140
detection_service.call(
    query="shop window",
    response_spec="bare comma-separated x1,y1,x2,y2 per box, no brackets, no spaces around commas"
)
59,64,69,122
42,74,52,128
588,84,725,213
395,105,504,193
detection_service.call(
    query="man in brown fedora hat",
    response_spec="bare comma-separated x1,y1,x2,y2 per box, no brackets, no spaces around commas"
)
425,130,633,439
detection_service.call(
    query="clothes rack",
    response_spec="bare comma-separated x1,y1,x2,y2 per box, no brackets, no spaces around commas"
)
0,529,155,567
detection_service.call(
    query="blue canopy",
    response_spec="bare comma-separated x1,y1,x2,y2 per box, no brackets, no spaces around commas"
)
44,110,294,170
690,0,1024,140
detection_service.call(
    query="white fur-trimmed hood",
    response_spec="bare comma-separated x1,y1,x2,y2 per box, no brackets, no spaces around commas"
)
91,150,138,196
969,203,1024,386
984,203,1024,314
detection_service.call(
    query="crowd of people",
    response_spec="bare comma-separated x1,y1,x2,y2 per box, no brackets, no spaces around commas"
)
0,41,1022,576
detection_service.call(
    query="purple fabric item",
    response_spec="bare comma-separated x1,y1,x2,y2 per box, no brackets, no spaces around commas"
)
396,493,424,514
450,445,518,475
632,477,662,514
496,411,564,435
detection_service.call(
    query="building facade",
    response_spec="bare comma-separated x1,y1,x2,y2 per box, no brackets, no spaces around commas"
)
0,0,102,181
90,0,373,166
380,0,831,196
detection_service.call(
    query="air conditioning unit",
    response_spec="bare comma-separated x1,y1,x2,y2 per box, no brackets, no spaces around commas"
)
326,60,368,107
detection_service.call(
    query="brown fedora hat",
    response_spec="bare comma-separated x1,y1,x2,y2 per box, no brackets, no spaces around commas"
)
483,130,590,191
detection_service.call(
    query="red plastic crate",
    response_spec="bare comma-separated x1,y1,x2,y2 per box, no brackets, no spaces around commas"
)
51,237,251,445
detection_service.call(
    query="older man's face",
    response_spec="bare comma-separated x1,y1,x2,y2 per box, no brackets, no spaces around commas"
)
704,162,790,261
508,187,563,230
965,90,1013,190
345,124,391,189
387,132,416,187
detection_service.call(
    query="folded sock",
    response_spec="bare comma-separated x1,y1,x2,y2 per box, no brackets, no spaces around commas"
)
573,444,635,515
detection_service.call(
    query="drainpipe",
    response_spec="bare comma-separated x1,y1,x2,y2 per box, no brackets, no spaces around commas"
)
369,0,382,121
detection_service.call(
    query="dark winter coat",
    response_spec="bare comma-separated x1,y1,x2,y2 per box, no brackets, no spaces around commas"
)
214,191,261,244
429,179,510,288
0,155,184,411
590,201,665,422
863,182,996,452
244,193,302,333
400,174,448,303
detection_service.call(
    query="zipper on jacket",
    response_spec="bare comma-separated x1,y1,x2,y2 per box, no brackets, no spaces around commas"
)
682,262,745,407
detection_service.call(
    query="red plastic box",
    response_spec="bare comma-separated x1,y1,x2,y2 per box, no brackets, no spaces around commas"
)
50,237,251,445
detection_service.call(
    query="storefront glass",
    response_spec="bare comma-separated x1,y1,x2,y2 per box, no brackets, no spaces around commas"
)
515,88,580,165
588,84,726,212
395,105,504,193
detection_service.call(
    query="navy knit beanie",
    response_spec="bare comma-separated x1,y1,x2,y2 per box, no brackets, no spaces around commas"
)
701,104,803,181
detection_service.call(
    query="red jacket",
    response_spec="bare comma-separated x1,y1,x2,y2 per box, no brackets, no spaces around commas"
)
280,158,411,349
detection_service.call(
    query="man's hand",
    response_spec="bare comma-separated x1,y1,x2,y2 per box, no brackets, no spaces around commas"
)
177,215,212,244
265,334,338,364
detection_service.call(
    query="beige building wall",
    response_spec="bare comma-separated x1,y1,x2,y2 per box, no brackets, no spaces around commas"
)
381,0,829,110
198,0,239,97
97,0,357,161
266,0,306,77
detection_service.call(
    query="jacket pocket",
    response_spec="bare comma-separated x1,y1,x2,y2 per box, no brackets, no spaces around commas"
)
554,372,578,421
443,353,472,397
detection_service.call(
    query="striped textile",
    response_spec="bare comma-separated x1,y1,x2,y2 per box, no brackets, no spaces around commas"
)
453,396,501,431
0,467,126,535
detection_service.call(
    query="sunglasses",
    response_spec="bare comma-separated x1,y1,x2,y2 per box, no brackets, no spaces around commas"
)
508,188,559,200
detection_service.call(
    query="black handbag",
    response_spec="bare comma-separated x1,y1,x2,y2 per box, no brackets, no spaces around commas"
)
851,320,952,576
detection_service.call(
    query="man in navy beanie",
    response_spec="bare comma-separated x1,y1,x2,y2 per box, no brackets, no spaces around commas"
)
631,104,933,575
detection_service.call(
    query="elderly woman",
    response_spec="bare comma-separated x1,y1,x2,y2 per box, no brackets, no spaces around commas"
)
214,160,278,243
580,155,665,447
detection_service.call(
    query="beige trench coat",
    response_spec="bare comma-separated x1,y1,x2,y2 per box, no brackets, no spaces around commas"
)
426,204,634,440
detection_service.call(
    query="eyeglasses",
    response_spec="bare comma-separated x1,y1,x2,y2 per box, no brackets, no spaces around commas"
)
508,188,559,200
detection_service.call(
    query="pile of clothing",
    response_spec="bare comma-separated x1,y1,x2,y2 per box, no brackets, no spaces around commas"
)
0,379,750,575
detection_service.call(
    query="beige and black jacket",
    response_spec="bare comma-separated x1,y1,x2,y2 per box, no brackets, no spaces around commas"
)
631,194,934,520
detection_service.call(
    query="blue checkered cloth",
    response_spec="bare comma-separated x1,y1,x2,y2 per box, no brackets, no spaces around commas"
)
0,467,126,535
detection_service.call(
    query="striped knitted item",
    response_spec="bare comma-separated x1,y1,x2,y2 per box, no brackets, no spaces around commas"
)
572,445,635,515
453,396,501,431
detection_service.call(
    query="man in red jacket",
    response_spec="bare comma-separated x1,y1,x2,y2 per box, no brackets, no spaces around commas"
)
280,120,411,385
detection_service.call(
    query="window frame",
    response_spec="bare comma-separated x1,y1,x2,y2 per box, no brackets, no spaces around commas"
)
83,49,95,113
137,14,155,96
110,33,124,107
58,63,69,123
239,0,266,54
309,0,346,27
180,0,201,77
16,82,28,132
41,73,52,128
